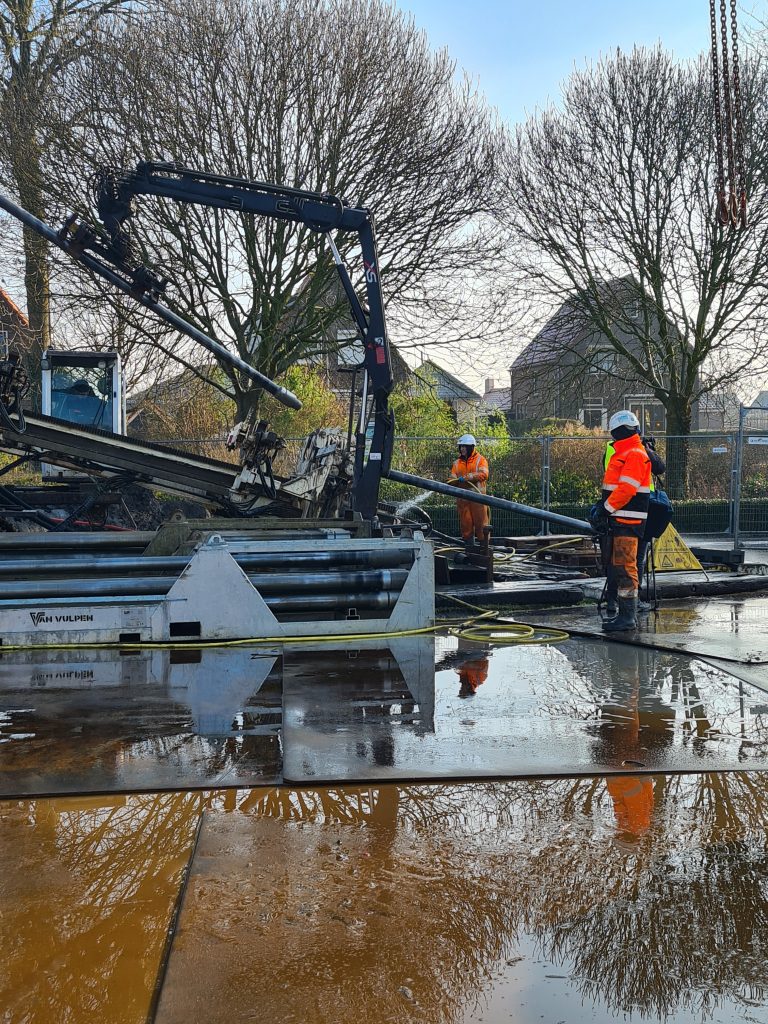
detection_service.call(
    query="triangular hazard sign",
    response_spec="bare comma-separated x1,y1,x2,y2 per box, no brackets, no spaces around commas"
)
651,524,703,572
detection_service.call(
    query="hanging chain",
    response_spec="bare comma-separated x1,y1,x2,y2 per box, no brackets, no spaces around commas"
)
710,0,747,228
730,0,747,226
709,0,727,223
719,0,738,215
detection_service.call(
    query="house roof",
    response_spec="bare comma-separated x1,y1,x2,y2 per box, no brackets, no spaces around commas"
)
754,391,768,409
483,386,511,410
509,298,594,371
418,359,482,403
510,277,657,373
0,286,28,327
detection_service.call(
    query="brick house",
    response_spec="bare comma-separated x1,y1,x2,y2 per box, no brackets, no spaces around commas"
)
0,286,31,359
508,284,700,433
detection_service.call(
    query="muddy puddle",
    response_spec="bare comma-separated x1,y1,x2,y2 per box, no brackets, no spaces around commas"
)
4,775,768,1023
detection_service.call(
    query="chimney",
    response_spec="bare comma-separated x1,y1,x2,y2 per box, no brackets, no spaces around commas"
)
485,377,495,394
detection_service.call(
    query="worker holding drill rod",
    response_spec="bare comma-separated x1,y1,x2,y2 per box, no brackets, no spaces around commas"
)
589,411,652,632
449,433,489,551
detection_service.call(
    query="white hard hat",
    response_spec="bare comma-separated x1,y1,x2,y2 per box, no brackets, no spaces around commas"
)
457,434,476,447
608,410,640,433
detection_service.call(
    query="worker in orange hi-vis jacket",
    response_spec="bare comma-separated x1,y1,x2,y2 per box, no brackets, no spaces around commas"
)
450,434,489,551
595,411,652,633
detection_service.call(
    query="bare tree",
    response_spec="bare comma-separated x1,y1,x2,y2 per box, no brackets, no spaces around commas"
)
47,0,503,419
0,0,137,391
500,47,768,455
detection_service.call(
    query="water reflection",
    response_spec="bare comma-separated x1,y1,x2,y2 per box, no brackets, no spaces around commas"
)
4,634,768,793
0,646,283,794
286,637,768,782
154,776,768,1024
0,791,202,1024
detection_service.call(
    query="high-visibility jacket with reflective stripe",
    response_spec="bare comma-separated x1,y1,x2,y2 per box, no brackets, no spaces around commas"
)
450,450,488,493
604,441,656,492
602,434,651,524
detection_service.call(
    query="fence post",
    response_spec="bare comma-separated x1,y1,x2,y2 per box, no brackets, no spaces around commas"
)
540,435,551,536
732,405,745,553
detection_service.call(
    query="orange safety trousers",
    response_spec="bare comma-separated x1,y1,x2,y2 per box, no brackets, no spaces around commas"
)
451,450,489,541
606,775,654,838
610,533,639,599
457,500,489,542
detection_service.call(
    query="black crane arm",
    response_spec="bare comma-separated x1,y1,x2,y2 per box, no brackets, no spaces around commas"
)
94,161,395,518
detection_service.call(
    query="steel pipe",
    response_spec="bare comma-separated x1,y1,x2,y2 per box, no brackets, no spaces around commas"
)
265,590,398,613
385,469,593,534
0,531,156,551
0,568,408,600
0,550,415,577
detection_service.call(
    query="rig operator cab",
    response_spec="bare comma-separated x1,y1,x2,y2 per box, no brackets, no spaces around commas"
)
41,349,125,479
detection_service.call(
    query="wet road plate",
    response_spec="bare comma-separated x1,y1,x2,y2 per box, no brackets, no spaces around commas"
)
283,636,768,782
531,596,768,665
0,647,282,796
154,776,768,1024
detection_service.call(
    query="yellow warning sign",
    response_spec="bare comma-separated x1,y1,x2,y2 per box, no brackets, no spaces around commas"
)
651,524,703,572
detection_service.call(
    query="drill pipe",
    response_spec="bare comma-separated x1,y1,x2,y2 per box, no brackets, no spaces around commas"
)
0,568,408,600
385,469,593,534
0,549,415,577
0,531,156,552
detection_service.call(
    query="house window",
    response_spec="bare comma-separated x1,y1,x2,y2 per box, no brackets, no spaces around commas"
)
581,400,605,430
587,349,616,374
512,401,526,421
0,331,8,359
627,300,641,321
626,397,666,434
336,327,363,367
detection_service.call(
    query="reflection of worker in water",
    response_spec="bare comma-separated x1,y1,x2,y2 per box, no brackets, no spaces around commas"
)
456,654,489,698
450,433,489,551
592,644,674,843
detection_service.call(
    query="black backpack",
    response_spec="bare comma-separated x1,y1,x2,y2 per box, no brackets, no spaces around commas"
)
644,488,673,540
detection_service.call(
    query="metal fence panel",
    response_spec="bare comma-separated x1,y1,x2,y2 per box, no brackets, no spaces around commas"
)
737,407,768,538
0,422,763,541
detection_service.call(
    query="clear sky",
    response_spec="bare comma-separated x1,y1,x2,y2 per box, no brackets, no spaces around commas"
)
396,0,721,126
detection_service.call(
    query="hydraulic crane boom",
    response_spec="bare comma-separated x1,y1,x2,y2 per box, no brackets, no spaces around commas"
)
90,161,395,519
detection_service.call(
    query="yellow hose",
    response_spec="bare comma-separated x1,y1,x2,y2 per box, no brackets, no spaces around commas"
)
441,594,569,646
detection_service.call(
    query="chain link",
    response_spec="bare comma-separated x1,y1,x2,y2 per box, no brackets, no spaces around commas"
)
710,0,747,228
709,0,727,222
730,0,747,226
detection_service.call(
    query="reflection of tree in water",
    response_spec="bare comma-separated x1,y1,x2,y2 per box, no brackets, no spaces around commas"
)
223,774,768,1022
532,772,768,1018
0,792,203,1023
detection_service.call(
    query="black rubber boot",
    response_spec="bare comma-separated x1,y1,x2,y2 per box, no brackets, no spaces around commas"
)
605,598,619,618
602,596,638,632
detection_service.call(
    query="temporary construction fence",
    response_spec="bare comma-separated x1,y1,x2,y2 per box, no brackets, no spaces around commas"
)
3,419,765,544
132,424,768,541
384,424,768,542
